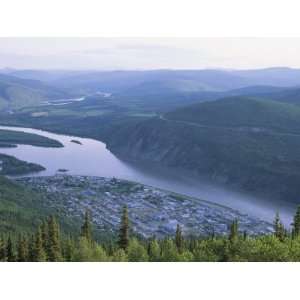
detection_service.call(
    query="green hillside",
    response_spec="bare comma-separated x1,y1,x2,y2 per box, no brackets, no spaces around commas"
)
0,176,50,234
106,97,300,204
0,176,84,237
261,88,300,106
165,96,300,134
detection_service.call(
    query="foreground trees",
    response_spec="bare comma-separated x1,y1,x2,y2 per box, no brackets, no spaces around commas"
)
2,207,300,262
292,206,300,238
118,205,129,250
81,210,92,242
274,213,286,241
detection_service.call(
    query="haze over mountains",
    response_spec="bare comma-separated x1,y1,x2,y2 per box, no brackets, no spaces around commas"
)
3,67,300,93
2,67,300,112
0,73,70,110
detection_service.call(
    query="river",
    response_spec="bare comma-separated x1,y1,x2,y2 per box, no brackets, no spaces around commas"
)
0,125,296,226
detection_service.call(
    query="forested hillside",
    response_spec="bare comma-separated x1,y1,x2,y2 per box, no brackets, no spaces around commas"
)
0,176,83,237
165,96,300,133
1,205,300,262
106,97,300,203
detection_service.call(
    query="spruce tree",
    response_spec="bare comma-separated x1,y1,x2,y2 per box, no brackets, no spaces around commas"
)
161,238,179,262
80,210,92,242
118,205,130,250
17,235,28,262
64,236,75,262
47,216,62,261
274,212,280,233
210,229,215,240
274,212,286,241
0,237,6,261
292,206,300,238
175,224,183,253
148,239,161,262
106,239,116,256
6,236,15,262
33,226,47,262
41,220,48,250
229,219,239,242
28,234,35,262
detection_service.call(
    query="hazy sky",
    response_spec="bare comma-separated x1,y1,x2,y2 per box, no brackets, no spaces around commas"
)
1,38,300,70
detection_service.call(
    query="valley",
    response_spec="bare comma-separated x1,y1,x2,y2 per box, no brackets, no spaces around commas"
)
0,124,296,228
1,67,300,240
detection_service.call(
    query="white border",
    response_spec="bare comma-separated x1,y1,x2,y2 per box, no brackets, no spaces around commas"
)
0,0,300,37
1,262,300,300
1,0,300,299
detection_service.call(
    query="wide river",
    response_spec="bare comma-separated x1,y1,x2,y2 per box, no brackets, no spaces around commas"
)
0,125,296,226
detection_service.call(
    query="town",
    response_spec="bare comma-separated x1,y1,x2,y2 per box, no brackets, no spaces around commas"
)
18,175,273,238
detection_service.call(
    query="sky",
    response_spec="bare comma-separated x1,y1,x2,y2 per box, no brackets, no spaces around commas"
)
1,38,300,70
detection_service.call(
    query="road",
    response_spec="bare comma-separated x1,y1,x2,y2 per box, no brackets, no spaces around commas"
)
159,115,300,138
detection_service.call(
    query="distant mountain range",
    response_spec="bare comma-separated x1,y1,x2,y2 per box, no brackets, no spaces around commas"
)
3,67,300,95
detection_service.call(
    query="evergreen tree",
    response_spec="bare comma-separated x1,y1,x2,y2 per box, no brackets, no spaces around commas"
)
221,239,230,262
106,239,116,257
0,237,6,261
80,210,92,242
41,220,48,250
74,237,94,261
161,238,179,262
17,235,28,262
112,249,128,262
274,212,285,241
210,229,216,240
47,216,62,261
33,226,47,262
118,205,130,250
64,236,75,262
6,236,15,262
27,234,35,262
175,224,183,253
229,219,239,242
92,244,109,262
188,239,197,253
292,206,300,238
148,239,161,262
127,238,148,262
274,212,281,236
